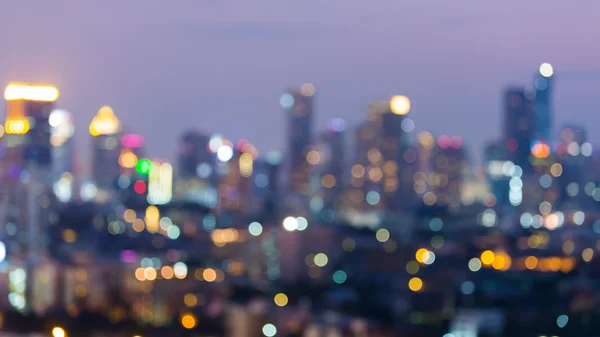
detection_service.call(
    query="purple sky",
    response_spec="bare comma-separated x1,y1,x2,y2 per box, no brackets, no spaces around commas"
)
1,1,600,167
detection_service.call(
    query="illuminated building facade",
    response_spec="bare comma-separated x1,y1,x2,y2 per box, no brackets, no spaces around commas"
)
504,87,535,173
117,133,148,204
177,130,212,180
555,125,590,206
251,152,282,221
311,119,346,219
534,63,553,144
345,96,415,214
428,135,467,209
217,139,257,215
282,84,315,196
90,106,121,198
0,83,59,313
147,159,173,205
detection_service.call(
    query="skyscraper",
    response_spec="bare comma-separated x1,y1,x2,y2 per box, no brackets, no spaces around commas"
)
1,83,59,313
177,130,212,180
89,106,121,200
503,87,536,172
534,63,554,143
282,84,315,196
311,118,346,219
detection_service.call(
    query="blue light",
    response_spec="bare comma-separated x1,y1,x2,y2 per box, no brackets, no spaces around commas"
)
280,93,294,109
557,314,569,328
429,218,443,231
366,191,380,205
255,174,269,188
333,270,347,284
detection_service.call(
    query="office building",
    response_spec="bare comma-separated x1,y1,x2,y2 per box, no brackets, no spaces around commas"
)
89,106,121,200
534,63,554,144
503,87,535,173
282,84,314,196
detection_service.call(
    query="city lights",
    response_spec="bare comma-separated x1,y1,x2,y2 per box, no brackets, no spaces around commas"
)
539,63,554,77
390,95,410,115
89,106,120,136
4,83,59,101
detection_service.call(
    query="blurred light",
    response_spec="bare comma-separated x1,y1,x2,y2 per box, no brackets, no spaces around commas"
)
119,151,138,168
582,248,594,262
366,191,380,205
429,218,443,231
556,314,568,328
217,145,234,162
581,142,593,156
401,118,415,132
51,327,66,337
263,323,277,337
282,216,298,231
422,251,436,265
0,242,5,264
174,262,188,279
161,266,174,279
314,253,328,267
468,258,482,272
550,163,563,177
573,211,585,225
406,261,420,274
539,63,554,77
144,267,157,281
390,95,410,115
239,152,253,177
375,228,390,243
80,182,97,202
136,159,152,175
134,181,147,194
5,83,59,101
531,141,550,158
89,106,119,136
121,133,144,148
274,293,288,307
525,256,538,270
203,268,217,282
408,277,423,292
184,293,198,307
333,270,347,284
415,248,429,263
181,313,197,329
248,222,263,236
5,118,30,135
342,238,356,252
301,83,316,96
280,93,294,108
461,281,475,295
480,250,495,265
296,217,308,231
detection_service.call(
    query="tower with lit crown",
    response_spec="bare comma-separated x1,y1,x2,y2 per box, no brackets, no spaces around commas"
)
0,83,59,313
535,63,554,144
89,106,121,201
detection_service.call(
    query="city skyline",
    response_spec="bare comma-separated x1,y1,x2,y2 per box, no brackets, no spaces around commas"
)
1,1,600,164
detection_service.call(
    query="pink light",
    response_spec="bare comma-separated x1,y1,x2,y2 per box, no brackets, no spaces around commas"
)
120,250,137,263
438,135,450,149
451,136,462,149
122,134,144,148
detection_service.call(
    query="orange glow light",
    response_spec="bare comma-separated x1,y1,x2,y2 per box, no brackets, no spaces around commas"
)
531,142,550,158
5,83,59,102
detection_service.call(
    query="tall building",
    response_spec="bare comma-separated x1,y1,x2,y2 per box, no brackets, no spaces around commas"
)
89,106,121,201
177,130,212,180
251,152,282,222
282,84,315,197
0,83,59,313
534,63,554,143
311,119,346,219
344,96,415,214
49,109,75,181
117,133,147,205
503,87,536,173
217,139,257,217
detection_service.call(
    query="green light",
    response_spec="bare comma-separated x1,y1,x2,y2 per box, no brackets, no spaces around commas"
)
136,159,151,174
